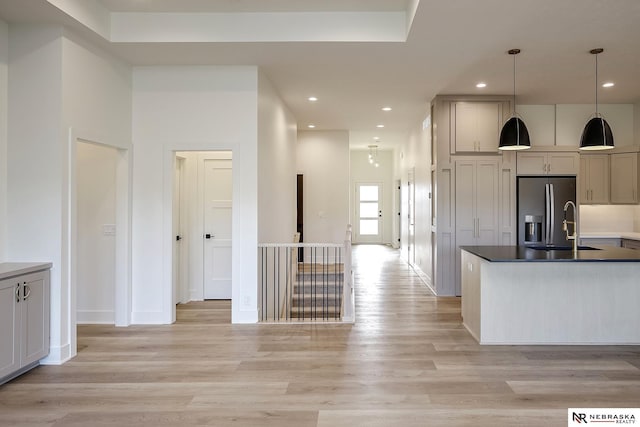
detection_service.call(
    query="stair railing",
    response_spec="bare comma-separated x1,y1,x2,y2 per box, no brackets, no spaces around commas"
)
258,227,352,323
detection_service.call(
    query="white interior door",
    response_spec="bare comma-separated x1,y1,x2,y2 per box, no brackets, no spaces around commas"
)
203,159,232,299
172,156,185,306
356,183,383,243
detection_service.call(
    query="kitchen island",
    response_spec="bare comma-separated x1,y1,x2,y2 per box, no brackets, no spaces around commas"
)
460,245,640,345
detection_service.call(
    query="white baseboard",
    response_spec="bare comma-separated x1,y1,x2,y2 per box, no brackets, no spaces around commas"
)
131,311,169,324
77,310,115,324
40,343,72,365
232,309,258,323
411,265,436,295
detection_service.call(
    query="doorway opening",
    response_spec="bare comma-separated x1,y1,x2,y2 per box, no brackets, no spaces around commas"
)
75,141,118,325
173,151,233,321
69,134,131,359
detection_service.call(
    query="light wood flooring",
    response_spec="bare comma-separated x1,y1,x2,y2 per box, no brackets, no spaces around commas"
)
1,244,639,426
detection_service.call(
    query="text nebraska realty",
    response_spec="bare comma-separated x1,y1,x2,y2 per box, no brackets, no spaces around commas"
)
574,412,636,424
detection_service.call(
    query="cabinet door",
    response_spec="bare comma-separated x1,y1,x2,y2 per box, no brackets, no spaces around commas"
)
455,160,476,244
547,152,579,175
20,272,50,366
453,102,501,153
581,155,609,204
475,160,499,245
453,103,478,152
474,103,501,152
0,278,21,379
610,153,638,204
517,152,548,175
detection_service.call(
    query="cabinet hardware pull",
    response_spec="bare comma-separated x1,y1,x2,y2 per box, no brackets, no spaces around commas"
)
15,283,21,303
23,283,31,301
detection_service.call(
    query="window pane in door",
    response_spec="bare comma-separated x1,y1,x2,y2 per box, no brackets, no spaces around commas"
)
359,202,378,218
360,219,378,235
359,186,378,202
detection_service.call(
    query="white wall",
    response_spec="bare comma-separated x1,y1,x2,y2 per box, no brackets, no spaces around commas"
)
349,149,394,244
580,205,639,233
398,117,433,285
257,71,297,243
62,31,132,147
7,25,132,364
0,19,8,261
76,142,117,324
7,25,66,363
132,66,259,324
296,130,350,243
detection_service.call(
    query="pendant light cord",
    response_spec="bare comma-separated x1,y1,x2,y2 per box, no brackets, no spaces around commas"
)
513,52,517,115
595,52,598,116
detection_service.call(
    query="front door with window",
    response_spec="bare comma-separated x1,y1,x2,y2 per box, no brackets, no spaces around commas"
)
356,183,383,243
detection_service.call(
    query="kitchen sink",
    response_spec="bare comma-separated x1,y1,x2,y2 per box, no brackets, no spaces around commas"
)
527,245,601,251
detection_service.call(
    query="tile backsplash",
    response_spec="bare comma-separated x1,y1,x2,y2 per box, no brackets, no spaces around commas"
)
580,204,640,232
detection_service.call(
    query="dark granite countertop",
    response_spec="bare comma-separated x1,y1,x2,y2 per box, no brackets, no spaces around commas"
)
460,245,640,262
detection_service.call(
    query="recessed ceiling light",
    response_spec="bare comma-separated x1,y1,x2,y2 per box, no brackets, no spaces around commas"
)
308,96,318,102
382,107,392,112
376,124,385,128
602,82,615,88
476,82,487,88
373,137,380,140
307,124,316,128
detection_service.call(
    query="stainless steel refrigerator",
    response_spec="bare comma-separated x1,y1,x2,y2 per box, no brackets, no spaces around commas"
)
517,176,576,247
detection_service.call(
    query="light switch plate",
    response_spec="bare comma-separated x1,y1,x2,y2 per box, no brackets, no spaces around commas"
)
102,224,116,236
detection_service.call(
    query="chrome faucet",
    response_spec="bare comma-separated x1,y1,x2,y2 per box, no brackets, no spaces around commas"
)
562,201,579,254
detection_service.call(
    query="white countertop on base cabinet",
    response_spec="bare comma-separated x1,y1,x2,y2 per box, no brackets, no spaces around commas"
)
0,263,53,280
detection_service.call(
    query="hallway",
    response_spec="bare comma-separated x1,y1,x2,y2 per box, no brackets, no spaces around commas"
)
1,245,639,426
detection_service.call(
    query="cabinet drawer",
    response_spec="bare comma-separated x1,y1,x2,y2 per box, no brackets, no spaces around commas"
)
580,238,621,247
622,239,640,250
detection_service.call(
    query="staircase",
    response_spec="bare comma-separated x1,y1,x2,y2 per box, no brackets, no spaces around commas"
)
258,226,354,323
290,263,344,320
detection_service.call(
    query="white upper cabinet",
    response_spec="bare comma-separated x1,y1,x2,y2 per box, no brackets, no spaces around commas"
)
451,102,503,153
580,154,610,204
517,152,579,176
610,153,639,204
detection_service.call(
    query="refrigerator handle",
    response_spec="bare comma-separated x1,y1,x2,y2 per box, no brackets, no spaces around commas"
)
549,183,555,243
544,184,550,244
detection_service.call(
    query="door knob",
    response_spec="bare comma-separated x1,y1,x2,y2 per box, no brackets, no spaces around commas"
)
205,234,214,239
176,235,182,241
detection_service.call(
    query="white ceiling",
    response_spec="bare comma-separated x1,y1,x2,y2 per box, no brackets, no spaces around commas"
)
1,0,640,150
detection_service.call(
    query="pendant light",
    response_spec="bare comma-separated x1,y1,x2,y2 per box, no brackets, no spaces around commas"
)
579,48,614,150
499,49,531,150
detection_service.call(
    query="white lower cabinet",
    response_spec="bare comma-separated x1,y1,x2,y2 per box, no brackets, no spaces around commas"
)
622,239,640,250
579,237,621,247
0,266,50,384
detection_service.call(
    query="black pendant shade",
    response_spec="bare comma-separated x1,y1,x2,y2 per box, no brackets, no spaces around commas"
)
499,48,531,150
580,48,614,150
579,116,614,150
499,117,530,150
